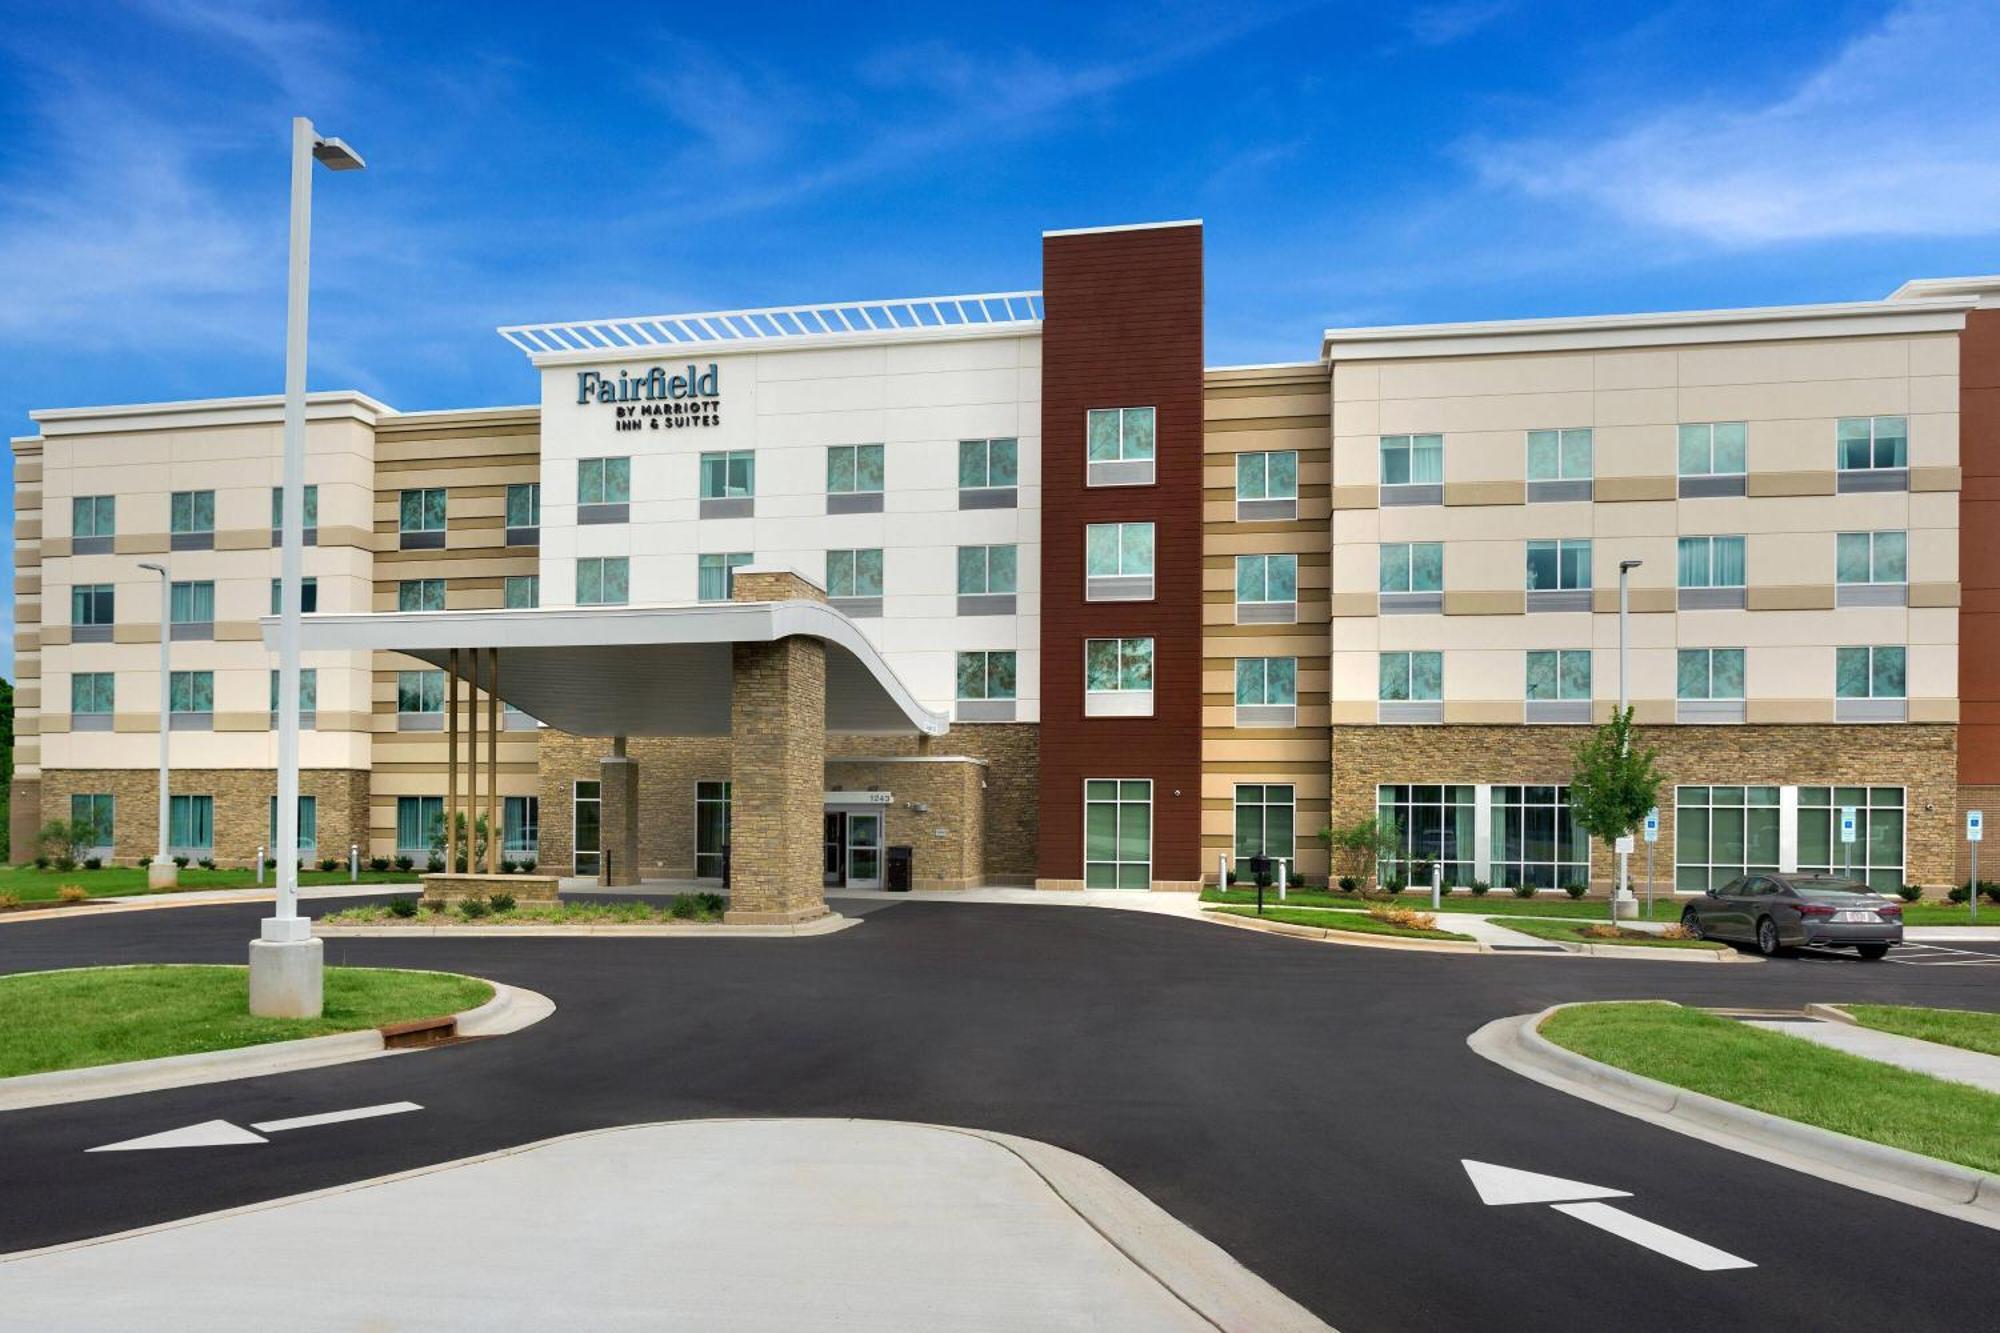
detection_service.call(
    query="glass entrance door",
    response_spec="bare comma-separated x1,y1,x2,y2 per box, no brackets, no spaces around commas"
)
845,812,883,888
823,811,847,887
573,781,601,876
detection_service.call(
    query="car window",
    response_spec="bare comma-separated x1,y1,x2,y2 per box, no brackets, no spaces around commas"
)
1745,877,1774,896
1719,877,1746,896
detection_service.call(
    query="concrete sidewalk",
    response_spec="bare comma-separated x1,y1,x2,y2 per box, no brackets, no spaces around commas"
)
0,1119,1326,1332
1746,1019,2000,1094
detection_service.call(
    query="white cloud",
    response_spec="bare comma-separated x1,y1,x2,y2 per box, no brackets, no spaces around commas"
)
1469,0,2000,245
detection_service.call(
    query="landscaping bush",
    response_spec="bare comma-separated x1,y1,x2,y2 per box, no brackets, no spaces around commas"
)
1563,882,1588,900
388,896,418,918
669,893,701,919
697,891,725,914
1954,879,2000,904
1337,876,1358,893
0,894,19,910
393,855,414,872
1469,880,1491,897
421,897,447,915
1381,879,1405,899
1948,885,1971,903
31,856,49,870
1510,883,1537,899
318,857,339,873
1658,924,1691,940
488,892,516,913
370,857,390,872
521,858,537,873
1371,906,1437,931
264,858,278,871
53,857,76,873
499,858,516,874
457,896,490,919
427,857,445,873
172,855,190,869
57,885,88,903
1897,884,1924,903
1579,923,1623,940
1987,883,2000,906
83,857,101,871
197,858,216,870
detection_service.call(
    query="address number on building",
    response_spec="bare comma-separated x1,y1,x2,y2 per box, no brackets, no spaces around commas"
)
823,791,893,805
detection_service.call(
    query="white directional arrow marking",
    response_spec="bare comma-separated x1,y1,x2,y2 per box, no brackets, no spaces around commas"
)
88,1119,268,1152
252,1101,422,1133
1463,1160,1754,1271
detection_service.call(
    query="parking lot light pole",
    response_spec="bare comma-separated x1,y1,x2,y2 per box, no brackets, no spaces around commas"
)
250,116,364,1021
137,562,175,890
1615,559,1643,921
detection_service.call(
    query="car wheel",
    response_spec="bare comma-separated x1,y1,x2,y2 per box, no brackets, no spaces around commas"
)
1856,943,1889,960
1681,908,1705,940
1755,915,1782,957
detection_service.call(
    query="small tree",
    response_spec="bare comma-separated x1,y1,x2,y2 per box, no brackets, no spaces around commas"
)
427,811,491,873
1321,814,1400,890
38,817,103,868
1568,708,1663,916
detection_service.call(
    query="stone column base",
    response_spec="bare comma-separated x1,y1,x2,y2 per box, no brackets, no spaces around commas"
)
248,935,324,1018
148,858,179,891
724,904,833,926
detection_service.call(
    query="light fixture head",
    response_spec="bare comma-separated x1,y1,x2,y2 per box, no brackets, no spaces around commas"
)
138,561,166,574
312,136,366,171
1619,559,1644,572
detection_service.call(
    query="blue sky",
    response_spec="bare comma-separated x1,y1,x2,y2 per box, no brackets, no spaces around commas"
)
3,0,1998,678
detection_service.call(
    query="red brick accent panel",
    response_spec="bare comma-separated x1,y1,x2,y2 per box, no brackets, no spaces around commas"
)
1037,223,1205,884
1961,309,2000,782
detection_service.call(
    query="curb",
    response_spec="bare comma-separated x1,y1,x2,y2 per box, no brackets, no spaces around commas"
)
0,977,554,1113
0,883,414,926
1204,909,1750,961
1468,1003,2000,1231
312,913,860,939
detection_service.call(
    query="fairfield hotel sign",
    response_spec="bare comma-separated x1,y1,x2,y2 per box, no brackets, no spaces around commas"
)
577,363,721,432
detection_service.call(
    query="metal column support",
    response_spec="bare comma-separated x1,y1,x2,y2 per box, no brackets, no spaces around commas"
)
446,647,459,872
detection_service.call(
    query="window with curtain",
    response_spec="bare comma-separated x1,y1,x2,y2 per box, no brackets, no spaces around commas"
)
578,457,632,504
270,485,318,531
399,488,446,532
169,794,213,852
1677,536,1745,587
826,549,884,598
1233,784,1295,863
1836,646,1905,699
72,495,115,537
1236,450,1298,500
506,482,541,529
1380,434,1443,486
1677,648,1746,699
1836,531,1907,584
396,796,443,853
1379,542,1443,593
268,795,317,851
576,557,630,606
1674,786,1780,890
170,490,215,533
168,671,213,714
697,552,751,602
1235,657,1297,706
827,444,885,494
958,438,1018,488
954,651,1017,701
269,668,317,713
698,451,755,499
1378,651,1443,701
956,545,1017,594
396,670,444,715
71,583,114,625
1084,779,1151,889
1837,416,1907,471
1525,539,1591,590
1677,422,1747,476
169,581,214,623
271,577,319,614
1085,638,1154,693
1235,554,1297,604
1526,428,1592,481
71,794,114,848
1087,407,1156,462
1376,784,1477,885
1526,650,1591,701
504,796,540,854
504,575,539,609
71,672,115,715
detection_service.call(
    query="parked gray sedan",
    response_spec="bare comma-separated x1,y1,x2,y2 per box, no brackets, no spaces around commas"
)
1681,872,1903,959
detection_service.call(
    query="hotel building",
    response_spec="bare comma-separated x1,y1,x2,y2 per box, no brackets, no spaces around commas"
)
10,222,1998,908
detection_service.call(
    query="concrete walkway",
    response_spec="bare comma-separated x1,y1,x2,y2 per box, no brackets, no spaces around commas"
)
1746,1019,2000,1094
0,1119,1325,1332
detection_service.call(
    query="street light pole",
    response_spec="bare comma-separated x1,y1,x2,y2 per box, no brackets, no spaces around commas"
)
1615,559,1643,920
137,562,174,890
250,116,363,1020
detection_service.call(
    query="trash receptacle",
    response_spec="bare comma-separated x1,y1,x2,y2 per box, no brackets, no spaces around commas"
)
886,846,914,892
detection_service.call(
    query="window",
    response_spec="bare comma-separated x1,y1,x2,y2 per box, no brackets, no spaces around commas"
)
958,437,1018,508
1677,535,1746,609
268,795,318,854
1087,406,1156,486
827,443,885,512
399,488,447,548
1380,433,1443,504
397,669,444,730
1378,651,1443,723
506,483,541,544
695,782,729,879
954,650,1017,721
1836,646,1906,722
1233,784,1295,866
70,793,113,852
826,549,884,605
169,670,214,725
1526,428,1593,500
1491,785,1589,891
72,495,115,552
170,490,215,548
1676,648,1747,721
169,794,213,855
504,795,540,856
504,575,539,609
1084,779,1151,889
1085,522,1155,601
397,579,444,613
1798,786,1904,892
1526,539,1591,610
271,577,319,614
956,544,1017,614
1084,637,1154,717
169,580,215,638
71,672,114,730
572,781,601,875
1379,541,1442,613
1235,554,1298,624
1378,784,1477,886
578,456,631,503
1837,531,1907,606
396,796,444,856
1236,450,1299,517
270,485,318,544
269,668,317,726
1235,657,1297,727
697,552,751,602
1837,416,1908,489
576,557,629,606
1678,422,1747,477
699,451,755,517
1674,786,1780,891
70,583,114,641
1525,649,1591,723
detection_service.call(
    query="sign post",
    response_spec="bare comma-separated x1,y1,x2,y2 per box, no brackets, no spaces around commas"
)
1840,806,1857,881
1642,807,1659,921
1968,810,1983,925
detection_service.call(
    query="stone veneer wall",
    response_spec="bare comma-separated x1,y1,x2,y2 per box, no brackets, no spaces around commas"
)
38,768,369,868
825,758,985,888
830,724,1038,882
1331,724,1958,888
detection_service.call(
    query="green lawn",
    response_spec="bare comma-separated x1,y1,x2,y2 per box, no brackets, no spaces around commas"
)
0,865,420,906
1489,917,1725,950
1898,900,2000,926
1539,1002,2000,1175
1207,904,1473,941
0,965,492,1078
1202,887,1685,922
1841,1005,2000,1059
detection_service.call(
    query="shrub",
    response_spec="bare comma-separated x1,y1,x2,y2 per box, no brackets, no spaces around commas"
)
0,894,19,910
669,893,701,919
1579,924,1623,941
1381,879,1405,899
498,859,516,875
427,856,445,873
39,818,105,867
1510,883,1537,899
1987,884,2000,906
1948,884,1971,904
197,858,216,870
1658,924,1691,940
1337,876,1358,893
172,855,190,869
1469,880,1491,897
1897,883,1924,903
394,855,414,872
458,896,490,919
370,857,390,872
488,891,516,913
388,896,418,918
264,858,278,871
1371,906,1437,931
31,856,49,870
421,897,447,915
57,884,88,903
1563,882,1588,900
83,857,102,871
521,859,537,873
697,891,725,914
53,857,77,873
318,857,339,873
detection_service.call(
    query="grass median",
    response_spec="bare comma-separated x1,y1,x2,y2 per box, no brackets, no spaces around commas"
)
1201,887,1685,922
0,965,493,1078
0,865,420,906
1207,904,1473,941
1539,1002,2000,1176
1841,1004,2000,1059
1489,917,1725,950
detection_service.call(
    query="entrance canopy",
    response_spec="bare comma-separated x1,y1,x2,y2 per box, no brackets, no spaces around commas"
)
272,600,948,736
